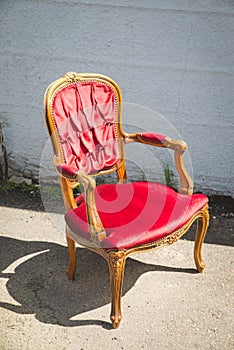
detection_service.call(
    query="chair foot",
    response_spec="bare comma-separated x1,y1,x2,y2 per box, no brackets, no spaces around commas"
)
194,206,209,273
108,251,126,329
111,317,121,329
66,235,76,281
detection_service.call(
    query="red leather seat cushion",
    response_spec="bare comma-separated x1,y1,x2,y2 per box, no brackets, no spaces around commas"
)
65,182,208,250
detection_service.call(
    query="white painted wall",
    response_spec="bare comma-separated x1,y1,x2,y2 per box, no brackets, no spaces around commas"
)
0,0,233,195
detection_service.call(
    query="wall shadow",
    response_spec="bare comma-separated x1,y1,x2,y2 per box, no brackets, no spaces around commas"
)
0,236,196,329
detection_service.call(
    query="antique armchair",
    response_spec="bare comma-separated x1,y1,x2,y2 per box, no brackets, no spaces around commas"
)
44,72,209,328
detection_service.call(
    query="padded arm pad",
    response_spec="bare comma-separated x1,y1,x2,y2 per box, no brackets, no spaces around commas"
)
56,164,79,180
124,132,166,147
138,132,166,146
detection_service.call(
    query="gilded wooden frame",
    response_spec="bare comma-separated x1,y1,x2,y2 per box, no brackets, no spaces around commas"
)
44,72,209,328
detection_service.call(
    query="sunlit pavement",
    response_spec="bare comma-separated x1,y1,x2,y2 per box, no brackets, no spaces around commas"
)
0,206,233,350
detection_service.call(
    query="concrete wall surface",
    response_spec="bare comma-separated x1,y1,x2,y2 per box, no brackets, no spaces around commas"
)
0,0,233,195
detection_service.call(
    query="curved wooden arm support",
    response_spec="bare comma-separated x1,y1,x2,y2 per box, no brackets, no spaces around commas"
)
54,159,106,243
124,132,193,195
162,137,193,195
78,171,106,243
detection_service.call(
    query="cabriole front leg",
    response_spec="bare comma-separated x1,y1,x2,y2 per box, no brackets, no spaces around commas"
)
108,251,127,328
194,206,209,273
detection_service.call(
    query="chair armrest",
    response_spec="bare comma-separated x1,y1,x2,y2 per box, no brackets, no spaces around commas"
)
77,171,106,243
125,132,167,147
54,160,106,243
124,132,193,195
56,163,80,181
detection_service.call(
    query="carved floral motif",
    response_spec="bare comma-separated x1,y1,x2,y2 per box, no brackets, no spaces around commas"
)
108,251,126,277
63,72,81,82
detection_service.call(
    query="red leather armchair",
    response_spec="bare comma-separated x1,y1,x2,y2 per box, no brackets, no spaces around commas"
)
44,72,209,328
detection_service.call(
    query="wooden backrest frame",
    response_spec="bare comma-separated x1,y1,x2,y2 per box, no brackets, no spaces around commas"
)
44,72,127,183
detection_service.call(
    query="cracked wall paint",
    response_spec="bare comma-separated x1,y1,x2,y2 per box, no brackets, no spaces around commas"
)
0,124,8,184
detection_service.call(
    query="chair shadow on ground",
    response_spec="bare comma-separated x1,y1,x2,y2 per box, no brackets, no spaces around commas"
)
0,236,197,329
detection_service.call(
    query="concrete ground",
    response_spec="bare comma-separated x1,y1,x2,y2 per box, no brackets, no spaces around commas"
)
0,205,233,350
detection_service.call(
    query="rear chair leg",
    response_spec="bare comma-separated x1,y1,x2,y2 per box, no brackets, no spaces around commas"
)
66,234,76,281
108,251,126,328
116,163,128,184
194,206,209,273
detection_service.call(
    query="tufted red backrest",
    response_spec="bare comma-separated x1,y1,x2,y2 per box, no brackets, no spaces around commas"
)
52,81,120,175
